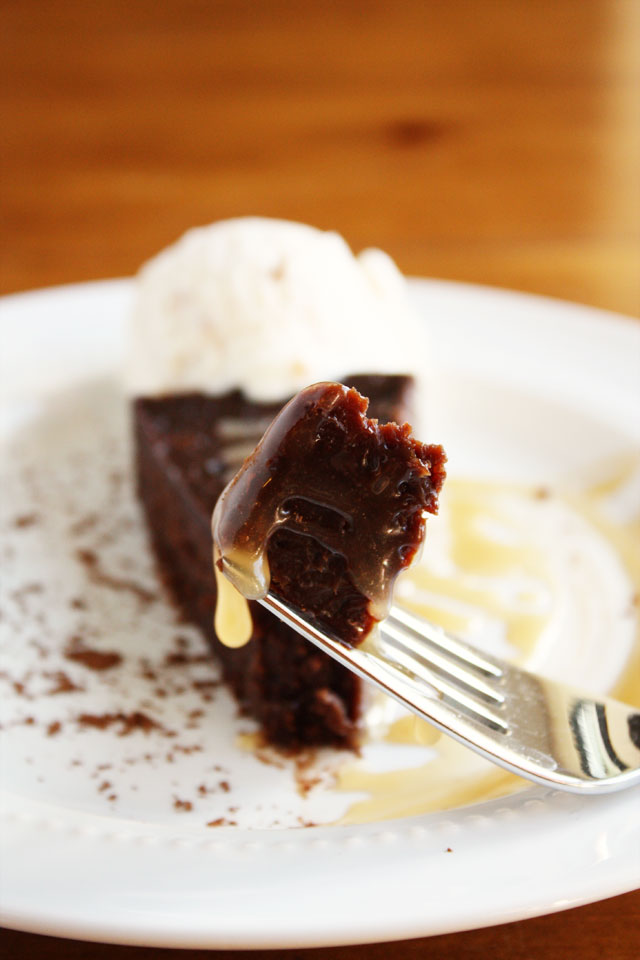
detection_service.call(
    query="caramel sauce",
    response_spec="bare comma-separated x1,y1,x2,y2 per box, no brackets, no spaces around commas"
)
397,479,554,659
338,738,526,823
383,714,441,746
213,549,253,649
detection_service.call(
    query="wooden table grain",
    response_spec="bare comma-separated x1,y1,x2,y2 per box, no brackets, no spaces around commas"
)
1,0,639,956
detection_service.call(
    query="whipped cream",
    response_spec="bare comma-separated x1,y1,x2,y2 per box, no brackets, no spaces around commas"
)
127,218,427,402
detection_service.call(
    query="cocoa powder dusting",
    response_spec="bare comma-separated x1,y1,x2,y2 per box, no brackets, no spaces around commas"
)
13,513,40,529
46,671,83,695
76,711,164,736
69,513,99,536
76,549,157,605
64,636,122,672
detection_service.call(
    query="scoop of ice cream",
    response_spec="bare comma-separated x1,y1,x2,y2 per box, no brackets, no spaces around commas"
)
127,217,427,402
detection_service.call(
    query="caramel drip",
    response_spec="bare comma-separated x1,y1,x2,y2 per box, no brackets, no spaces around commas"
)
213,547,253,648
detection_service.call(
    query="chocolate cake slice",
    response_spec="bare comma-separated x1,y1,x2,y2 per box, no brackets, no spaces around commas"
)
134,374,436,749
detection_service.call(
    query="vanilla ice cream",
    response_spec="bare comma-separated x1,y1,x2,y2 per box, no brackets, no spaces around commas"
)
127,217,427,402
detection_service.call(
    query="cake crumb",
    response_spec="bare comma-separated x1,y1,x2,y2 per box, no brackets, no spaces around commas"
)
293,750,322,796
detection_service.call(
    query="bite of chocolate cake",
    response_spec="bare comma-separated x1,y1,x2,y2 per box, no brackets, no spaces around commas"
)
213,382,445,649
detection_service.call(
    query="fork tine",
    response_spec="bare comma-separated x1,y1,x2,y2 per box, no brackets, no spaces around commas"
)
261,593,509,733
389,604,503,678
376,631,509,732
381,618,505,706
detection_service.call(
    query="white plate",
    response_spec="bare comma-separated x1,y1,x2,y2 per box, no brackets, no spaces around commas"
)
0,279,639,948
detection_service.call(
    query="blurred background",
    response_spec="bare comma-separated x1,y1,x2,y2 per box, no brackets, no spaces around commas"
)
1,4,640,957
2,0,639,315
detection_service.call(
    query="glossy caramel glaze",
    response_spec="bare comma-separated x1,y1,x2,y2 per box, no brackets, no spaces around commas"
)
213,382,446,646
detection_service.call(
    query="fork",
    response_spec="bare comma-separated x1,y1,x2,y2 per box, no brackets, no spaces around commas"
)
259,594,640,794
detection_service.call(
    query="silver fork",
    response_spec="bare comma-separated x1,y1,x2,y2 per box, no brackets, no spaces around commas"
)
259,594,640,794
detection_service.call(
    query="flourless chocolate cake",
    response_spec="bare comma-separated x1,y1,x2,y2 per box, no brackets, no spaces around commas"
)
134,374,444,749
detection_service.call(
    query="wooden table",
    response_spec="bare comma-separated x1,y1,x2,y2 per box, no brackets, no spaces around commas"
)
1,1,638,956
